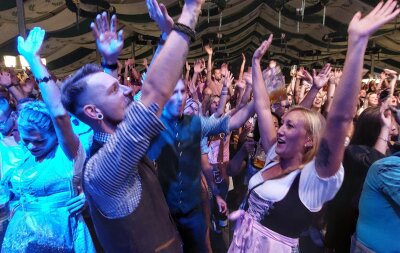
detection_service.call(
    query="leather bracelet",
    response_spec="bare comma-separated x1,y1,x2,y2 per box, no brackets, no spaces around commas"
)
101,61,118,70
172,22,196,43
35,76,52,84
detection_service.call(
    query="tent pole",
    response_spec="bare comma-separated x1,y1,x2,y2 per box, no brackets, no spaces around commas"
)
16,0,26,38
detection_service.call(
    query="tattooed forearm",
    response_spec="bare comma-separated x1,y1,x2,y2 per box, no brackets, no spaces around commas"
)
316,138,331,167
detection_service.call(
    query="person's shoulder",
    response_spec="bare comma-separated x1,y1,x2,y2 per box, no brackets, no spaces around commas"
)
368,155,400,176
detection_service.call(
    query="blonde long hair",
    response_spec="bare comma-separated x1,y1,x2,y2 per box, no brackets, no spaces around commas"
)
286,106,326,164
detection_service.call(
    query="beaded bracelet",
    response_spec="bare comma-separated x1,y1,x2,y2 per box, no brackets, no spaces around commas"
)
172,22,196,43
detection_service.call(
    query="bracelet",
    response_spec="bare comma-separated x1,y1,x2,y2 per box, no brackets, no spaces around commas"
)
172,23,196,43
101,61,118,70
3,83,14,89
35,76,52,84
378,136,389,142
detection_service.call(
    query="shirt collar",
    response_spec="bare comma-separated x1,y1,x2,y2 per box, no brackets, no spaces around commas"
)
93,132,111,144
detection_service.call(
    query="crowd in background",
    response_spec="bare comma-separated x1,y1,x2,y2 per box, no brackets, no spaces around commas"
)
0,0,399,252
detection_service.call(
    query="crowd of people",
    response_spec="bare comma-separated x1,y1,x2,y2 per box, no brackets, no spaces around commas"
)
0,0,399,252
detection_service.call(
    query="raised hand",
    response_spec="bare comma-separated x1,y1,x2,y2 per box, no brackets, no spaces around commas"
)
17,27,45,60
223,71,234,88
380,99,392,130
91,12,123,64
297,68,313,84
193,59,205,73
243,72,252,85
146,0,174,34
142,58,148,68
125,58,134,67
252,34,273,63
204,44,213,55
185,61,191,71
380,71,388,81
0,71,12,87
312,63,332,89
348,0,400,39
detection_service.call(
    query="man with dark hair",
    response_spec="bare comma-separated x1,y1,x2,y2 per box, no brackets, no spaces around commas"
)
60,0,205,251
148,78,255,252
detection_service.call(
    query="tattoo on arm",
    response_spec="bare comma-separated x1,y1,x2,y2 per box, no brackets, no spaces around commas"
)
316,138,330,167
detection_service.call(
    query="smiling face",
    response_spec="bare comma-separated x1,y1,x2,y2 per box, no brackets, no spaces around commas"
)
368,93,379,106
276,110,310,162
312,92,324,109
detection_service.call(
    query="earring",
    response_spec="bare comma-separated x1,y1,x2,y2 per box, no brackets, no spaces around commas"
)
97,113,104,120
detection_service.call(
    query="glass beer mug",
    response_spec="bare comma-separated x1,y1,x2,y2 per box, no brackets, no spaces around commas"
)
252,141,266,170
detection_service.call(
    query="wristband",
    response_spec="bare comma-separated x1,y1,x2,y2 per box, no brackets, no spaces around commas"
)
101,61,118,70
35,76,52,84
172,23,196,43
4,83,14,89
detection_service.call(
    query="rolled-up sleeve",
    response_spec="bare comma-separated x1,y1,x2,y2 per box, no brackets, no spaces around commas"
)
84,101,165,218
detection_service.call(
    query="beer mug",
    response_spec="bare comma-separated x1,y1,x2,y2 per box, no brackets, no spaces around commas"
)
263,64,287,105
252,142,266,170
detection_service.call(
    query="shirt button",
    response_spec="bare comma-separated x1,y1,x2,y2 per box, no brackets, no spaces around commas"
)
178,142,181,148
179,151,183,156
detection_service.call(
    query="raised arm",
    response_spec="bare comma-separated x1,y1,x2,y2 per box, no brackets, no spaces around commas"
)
252,34,276,152
228,100,255,131
147,0,174,67
91,13,123,78
205,44,213,85
17,27,79,160
315,0,400,178
299,64,331,109
0,71,25,101
238,53,246,81
214,71,233,117
142,0,204,113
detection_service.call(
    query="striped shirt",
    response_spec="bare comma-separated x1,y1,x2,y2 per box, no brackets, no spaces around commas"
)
84,101,165,218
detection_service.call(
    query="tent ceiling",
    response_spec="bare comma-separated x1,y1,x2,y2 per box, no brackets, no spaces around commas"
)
0,0,399,77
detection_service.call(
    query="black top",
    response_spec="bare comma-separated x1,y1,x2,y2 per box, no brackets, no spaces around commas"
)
259,173,314,238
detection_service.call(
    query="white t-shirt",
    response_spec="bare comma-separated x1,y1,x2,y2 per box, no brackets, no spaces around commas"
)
248,145,344,212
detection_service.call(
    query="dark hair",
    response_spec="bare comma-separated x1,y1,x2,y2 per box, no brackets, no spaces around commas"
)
61,64,103,114
350,106,381,147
